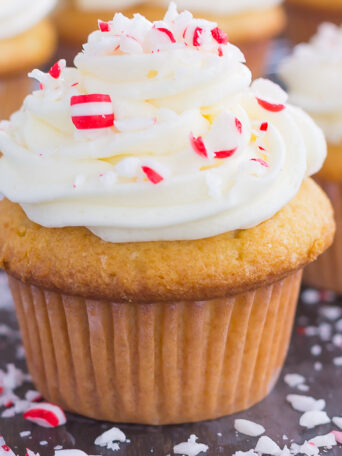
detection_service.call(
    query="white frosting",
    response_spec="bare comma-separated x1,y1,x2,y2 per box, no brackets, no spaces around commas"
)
0,3,326,243
75,0,143,11
150,0,282,15
279,23,342,145
0,0,57,40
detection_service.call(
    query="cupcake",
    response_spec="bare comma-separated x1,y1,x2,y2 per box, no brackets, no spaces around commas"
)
285,0,342,43
55,0,144,46
0,0,57,119
139,0,286,77
0,3,334,425
279,23,342,293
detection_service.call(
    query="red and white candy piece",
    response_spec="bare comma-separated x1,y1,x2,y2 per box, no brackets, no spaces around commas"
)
251,79,287,113
48,60,66,80
70,94,114,130
250,158,270,168
98,20,111,32
0,442,15,456
23,402,66,428
211,27,228,44
25,390,42,402
141,166,164,184
154,26,176,43
190,133,208,158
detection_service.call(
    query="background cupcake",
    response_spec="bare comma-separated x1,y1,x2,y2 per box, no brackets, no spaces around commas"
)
139,0,286,77
0,4,334,424
55,0,144,48
279,23,342,293
285,0,342,43
0,0,57,119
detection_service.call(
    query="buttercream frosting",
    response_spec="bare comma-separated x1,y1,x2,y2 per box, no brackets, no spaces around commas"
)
0,0,57,40
149,0,282,15
279,23,342,145
0,3,326,243
75,0,143,11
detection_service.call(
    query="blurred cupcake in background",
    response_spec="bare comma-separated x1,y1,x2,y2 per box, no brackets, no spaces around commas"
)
55,0,144,47
0,0,57,119
139,0,286,77
279,23,342,293
285,0,342,43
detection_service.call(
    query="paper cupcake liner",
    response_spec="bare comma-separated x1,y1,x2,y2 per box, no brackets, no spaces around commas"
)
8,270,302,424
286,3,342,43
0,76,32,120
238,39,271,78
304,179,342,293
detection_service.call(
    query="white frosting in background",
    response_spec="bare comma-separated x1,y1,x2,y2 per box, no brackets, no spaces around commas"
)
75,0,143,11
150,0,282,15
0,0,57,40
0,3,326,243
279,23,342,145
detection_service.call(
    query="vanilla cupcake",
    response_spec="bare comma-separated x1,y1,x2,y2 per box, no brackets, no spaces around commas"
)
0,0,57,119
55,0,144,46
279,23,342,293
139,0,286,77
285,0,342,43
0,3,334,424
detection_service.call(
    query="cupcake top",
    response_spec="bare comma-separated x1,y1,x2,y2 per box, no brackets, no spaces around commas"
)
0,3,325,243
149,0,283,15
279,23,342,145
0,0,57,40
75,0,143,11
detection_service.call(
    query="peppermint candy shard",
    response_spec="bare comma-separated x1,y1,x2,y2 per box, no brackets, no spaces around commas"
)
251,158,270,168
260,122,268,131
141,166,164,184
23,402,67,428
215,148,237,159
190,133,208,158
70,94,115,130
256,98,285,112
48,60,65,79
193,27,203,47
98,20,111,32
155,27,176,43
235,117,242,134
211,27,228,44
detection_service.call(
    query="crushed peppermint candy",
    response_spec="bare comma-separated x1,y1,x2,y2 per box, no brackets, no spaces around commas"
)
234,419,265,437
299,410,331,429
284,373,306,388
70,94,115,130
94,427,127,451
286,394,326,412
24,402,67,428
173,435,208,456
332,417,342,429
254,436,281,455
309,432,337,448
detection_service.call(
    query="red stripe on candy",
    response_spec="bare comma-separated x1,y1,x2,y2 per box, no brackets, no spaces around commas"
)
190,133,208,158
142,166,164,184
48,61,63,79
235,117,242,134
24,408,59,427
155,27,176,43
215,148,237,159
260,121,268,131
2,446,10,452
193,27,203,47
251,158,269,167
256,98,285,112
211,27,228,44
71,114,114,130
98,20,111,32
70,94,112,106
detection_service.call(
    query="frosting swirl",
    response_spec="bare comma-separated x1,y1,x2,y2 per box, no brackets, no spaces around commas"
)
0,3,326,242
149,0,282,15
0,0,57,40
279,23,342,145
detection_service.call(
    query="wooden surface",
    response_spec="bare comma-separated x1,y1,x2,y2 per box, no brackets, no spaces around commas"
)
0,271,341,455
